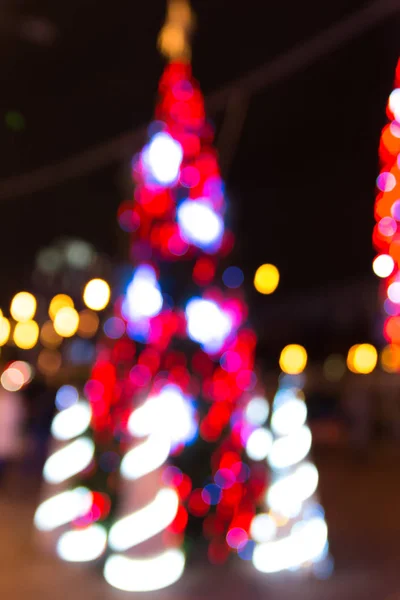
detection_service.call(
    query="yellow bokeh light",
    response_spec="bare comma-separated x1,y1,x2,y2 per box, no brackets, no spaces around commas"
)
13,320,39,350
0,316,10,346
279,344,308,375
347,343,377,375
254,264,280,295
49,294,74,321
10,292,37,322
53,307,79,338
380,344,400,373
78,310,99,338
40,320,63,349
83,279,111,311
37,349,62,376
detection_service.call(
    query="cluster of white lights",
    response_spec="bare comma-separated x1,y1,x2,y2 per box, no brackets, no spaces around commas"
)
177,199,224,251
104,550,186,593
57,524,107,563
120,433,171,480
142,132,183,185
186,297,232,353
127,385,197,448
246,427,273,461
43,437,95,484
252,517,328,573
104,384,191,591
267,462,319,518
34,488,92,532
251,386,329,575
34,383,104,565
108,489,179,552
50,402,92,441
245,396,269,426
123,265,163,322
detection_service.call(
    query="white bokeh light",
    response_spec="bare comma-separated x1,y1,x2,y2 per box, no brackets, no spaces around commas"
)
120,434,171,480
186,298,232,353
43,437,94,484
104,549,185,592
34,488,92,531
271,397,307,437
123,265,163,322
372,254,395,278
389,88,400,121
128,385,196,447
267,463,319,518
108,488,179,552
388,281,400,303
143,132,183,185
246,428,273,461
51,402,92,441
268,425,312,470
250,513,277,543
177,199,224,250
57,524,107,562
252,517,328,574
245,396,269,426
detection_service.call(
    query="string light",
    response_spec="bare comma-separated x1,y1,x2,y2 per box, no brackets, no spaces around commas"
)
10,291,37,322
254,264,280,294
13,320,39,349
49,294,74,320
347,343,377,374
53,306,79,337
0,316,10,346
279,344,307,375
83,279,111,311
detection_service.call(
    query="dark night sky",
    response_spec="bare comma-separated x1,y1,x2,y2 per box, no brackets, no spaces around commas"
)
0,0,398,356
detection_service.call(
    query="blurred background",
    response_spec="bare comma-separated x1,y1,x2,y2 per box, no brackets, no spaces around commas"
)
0,1,400,599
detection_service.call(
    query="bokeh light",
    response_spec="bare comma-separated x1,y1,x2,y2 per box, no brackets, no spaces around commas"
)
36,247,63,274
10,292,37,322
372,254,394,278
78,310,99,338
323,354,346,382
279,344,308,375
222,266,244,289
83,279,111,311
65,240,94,269
0,316,10,346
54,307,79,338
56,385,79,410
380,344,400,373
254,264,279,295
49,294,74,320
40,320,63,349
13,320,39,349
37,349,62,376
347,343,377,374
1,367,25,391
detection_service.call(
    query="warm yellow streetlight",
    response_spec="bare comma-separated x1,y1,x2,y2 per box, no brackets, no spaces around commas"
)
53,307,79,338
83,279,111,311
13,320,39,350
254,264,280,295
279,344,308,375
10,292,37,322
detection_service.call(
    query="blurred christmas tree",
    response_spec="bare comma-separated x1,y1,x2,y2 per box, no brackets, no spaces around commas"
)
35,0,274,591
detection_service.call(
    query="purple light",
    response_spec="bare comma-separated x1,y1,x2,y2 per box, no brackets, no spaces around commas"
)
377,172,396,192
226,527,248,550
220,351,242,373
214,468,235,489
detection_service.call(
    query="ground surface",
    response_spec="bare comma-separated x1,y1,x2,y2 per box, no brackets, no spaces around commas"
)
1,444,400,599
